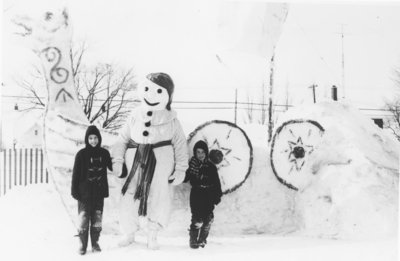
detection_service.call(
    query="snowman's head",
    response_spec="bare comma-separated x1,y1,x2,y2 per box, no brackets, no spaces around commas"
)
138,72,174,111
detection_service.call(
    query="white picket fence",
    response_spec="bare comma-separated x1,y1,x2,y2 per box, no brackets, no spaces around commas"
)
0,148,48,196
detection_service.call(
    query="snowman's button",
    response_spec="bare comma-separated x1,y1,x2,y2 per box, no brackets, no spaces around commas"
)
147,111,153,116
143,131,149,136
145,121,151,127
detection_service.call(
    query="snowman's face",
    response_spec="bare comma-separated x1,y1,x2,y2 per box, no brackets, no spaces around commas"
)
139,79,169,111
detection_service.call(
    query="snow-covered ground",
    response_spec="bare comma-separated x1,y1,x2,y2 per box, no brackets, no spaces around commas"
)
1,101,399,260
0,183,397,261
2,1,399,259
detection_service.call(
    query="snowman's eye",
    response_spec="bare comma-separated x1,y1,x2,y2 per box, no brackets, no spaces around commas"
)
145,87,149,91
157,89,162,94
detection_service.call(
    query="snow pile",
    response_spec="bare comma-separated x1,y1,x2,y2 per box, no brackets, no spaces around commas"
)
276,101,399,239
171,101,399,239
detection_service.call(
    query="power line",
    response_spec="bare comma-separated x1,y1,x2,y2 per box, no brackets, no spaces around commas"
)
2,94,394,114
1,94,391,110
2,102,392,116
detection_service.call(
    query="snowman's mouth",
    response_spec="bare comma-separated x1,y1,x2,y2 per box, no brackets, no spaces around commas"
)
144,98,160,106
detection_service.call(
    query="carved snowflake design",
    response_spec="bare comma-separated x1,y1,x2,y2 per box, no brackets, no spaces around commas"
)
286,136,314,174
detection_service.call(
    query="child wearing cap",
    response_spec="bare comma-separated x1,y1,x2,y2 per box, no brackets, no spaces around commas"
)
71,125,112,255
185,140,223,249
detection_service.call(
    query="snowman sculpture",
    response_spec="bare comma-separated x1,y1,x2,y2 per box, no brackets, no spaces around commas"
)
112,72,189,249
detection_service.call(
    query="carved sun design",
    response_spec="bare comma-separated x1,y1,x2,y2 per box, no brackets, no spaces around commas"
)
286,136,314,174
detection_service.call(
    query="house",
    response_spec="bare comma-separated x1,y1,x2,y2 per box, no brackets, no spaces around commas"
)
3,111,44,149
15,121,43,149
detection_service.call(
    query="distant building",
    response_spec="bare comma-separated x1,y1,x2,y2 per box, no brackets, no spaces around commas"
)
15,122,43,149
0,109,44,149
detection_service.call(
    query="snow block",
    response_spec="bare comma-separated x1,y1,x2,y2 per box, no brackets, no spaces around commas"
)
276,101,399,239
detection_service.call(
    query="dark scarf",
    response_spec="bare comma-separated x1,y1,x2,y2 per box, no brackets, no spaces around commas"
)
121,139,172,216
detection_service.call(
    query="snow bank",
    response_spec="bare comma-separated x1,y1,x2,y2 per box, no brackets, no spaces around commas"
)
275,101,399,239
1,184,397,261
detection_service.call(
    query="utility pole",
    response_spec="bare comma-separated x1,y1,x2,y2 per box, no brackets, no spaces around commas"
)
341,24,346,99
234,88,237,124
285,77,289,111
334,24,349,99
309,84,317,103
267,53,275,144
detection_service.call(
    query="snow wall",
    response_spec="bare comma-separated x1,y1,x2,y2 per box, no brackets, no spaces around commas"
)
168,101,399,240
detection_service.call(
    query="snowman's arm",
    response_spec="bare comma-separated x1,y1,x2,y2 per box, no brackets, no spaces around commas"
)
111,117,132,163
170,119,189,183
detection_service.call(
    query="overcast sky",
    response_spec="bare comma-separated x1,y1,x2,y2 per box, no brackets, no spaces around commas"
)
2,0,400,130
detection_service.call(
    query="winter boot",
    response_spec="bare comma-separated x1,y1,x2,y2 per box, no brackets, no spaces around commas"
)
147,230,159,250
78,230,89,255
118,233,136,247
198,223,212,248
189,227,200,249
90,227,102,252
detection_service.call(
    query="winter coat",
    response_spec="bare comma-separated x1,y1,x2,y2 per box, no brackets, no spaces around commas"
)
186,155,223,217
112,107,189,228
71,126,112,201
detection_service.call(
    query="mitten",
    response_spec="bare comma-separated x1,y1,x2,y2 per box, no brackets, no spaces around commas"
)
112,162,125,178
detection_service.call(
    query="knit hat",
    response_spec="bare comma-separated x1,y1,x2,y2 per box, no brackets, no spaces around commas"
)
85,125,102,148
193,140,209,157
146,72,174,110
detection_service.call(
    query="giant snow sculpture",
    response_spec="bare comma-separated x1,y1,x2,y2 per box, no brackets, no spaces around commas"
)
12,7,120,231
272,102,399,239
112,73,189,249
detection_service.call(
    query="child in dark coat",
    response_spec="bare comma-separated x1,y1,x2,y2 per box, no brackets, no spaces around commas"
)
185,140,222,249
71,125,112,255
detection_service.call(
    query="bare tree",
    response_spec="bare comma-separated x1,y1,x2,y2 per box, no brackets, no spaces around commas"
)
244,92,255,124
13,66,46,111
385,100,400,141
76,63,138,130
14,42,138,130
384,67,400,141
